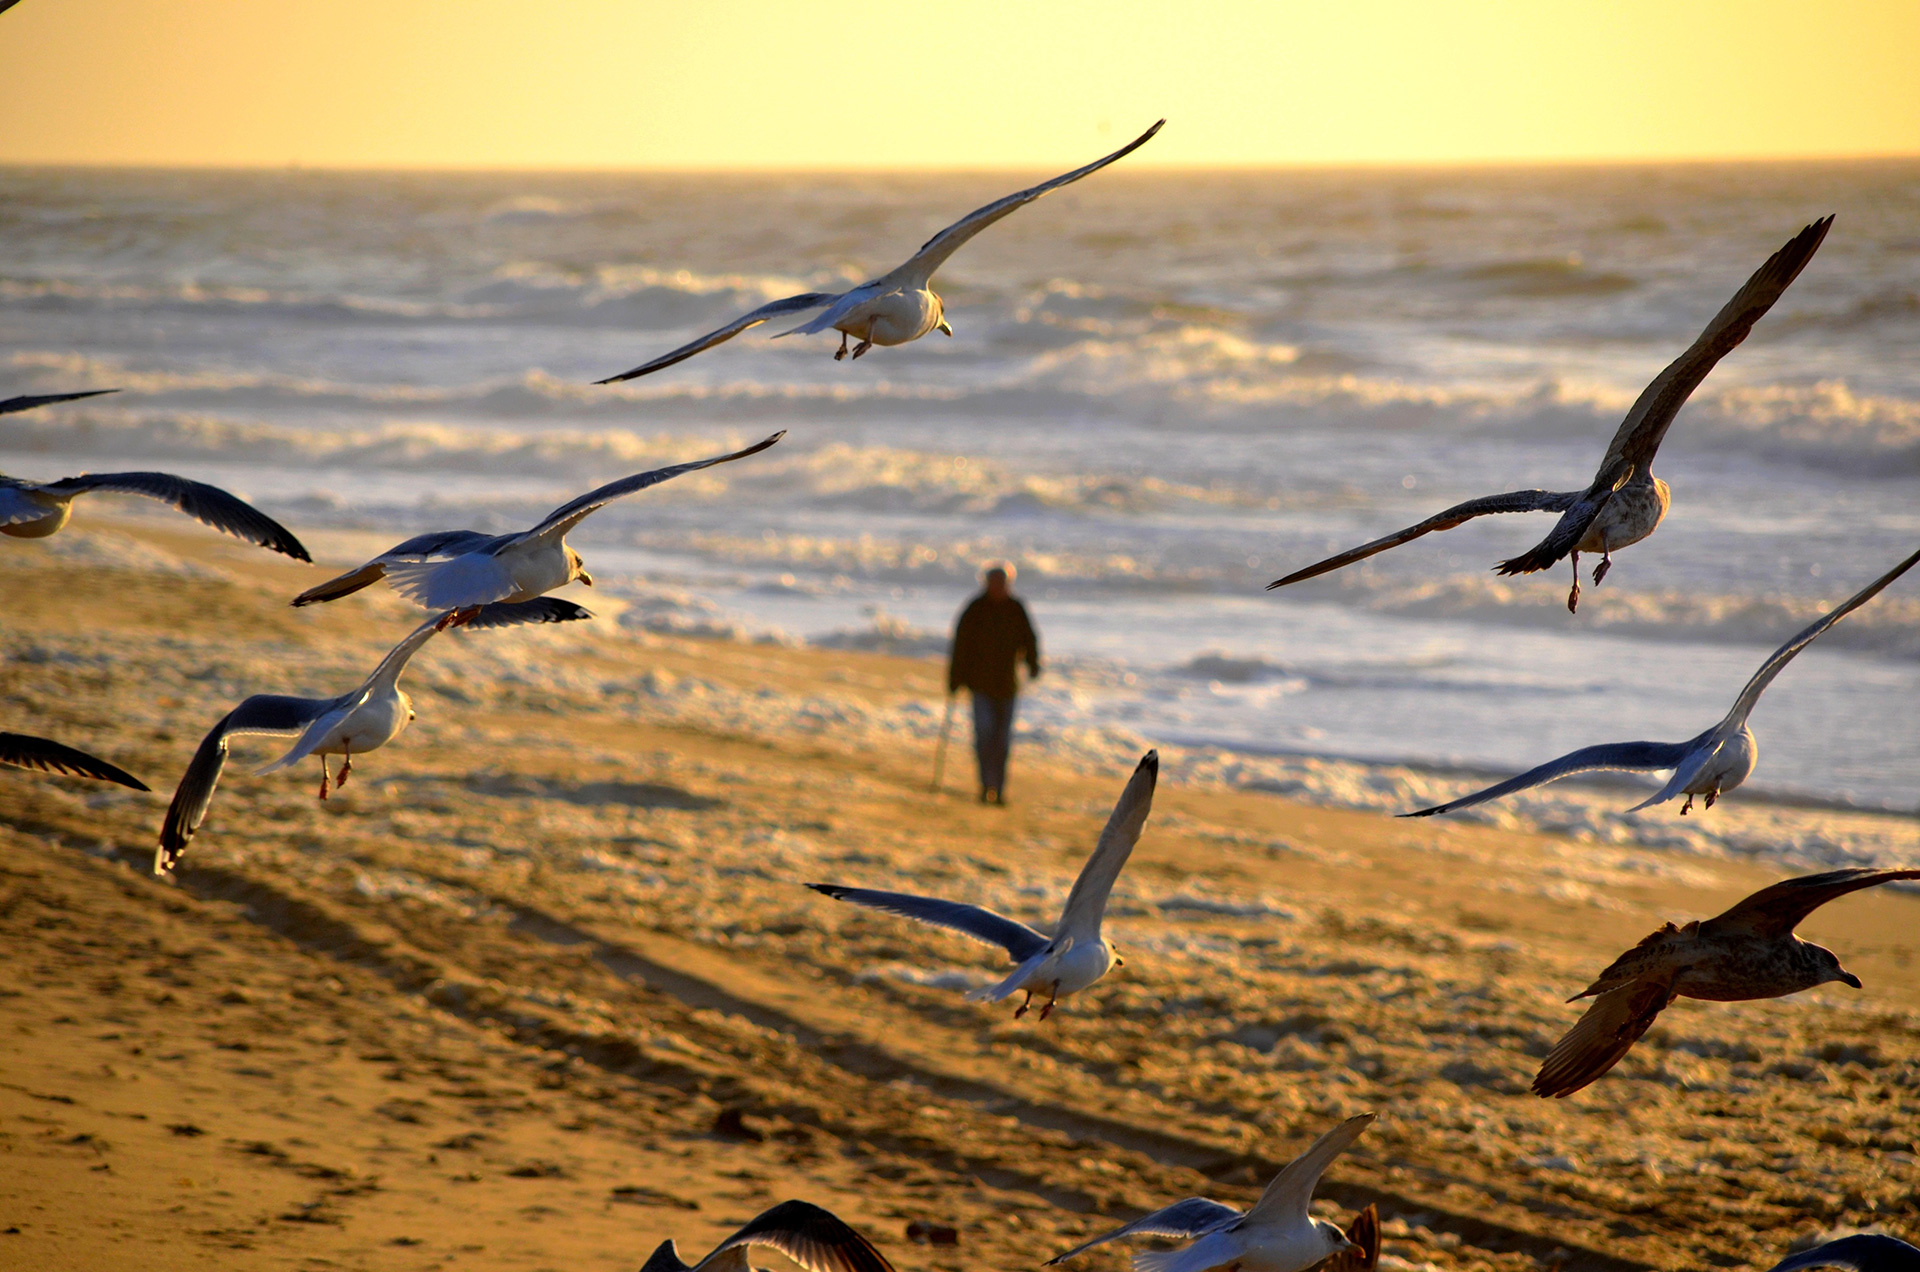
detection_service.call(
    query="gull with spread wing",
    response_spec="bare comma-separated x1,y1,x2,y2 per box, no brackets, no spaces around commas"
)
291,432,781,616
1,731,149,791
1404,546,1920,819
1047,1113,1375,1272
596,122,1163,382
1533,867,1920,1098
157,598,589,873
639,1200,897,1272
1268,218,1831,612
2,465,310,560
808,751,1156,1019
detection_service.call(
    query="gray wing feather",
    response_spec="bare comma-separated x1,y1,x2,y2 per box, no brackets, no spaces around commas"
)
1045,1197,1244,1265
41,471,311,561
1766,1235,1920,1272
1243,1113,1374,1227
1268,489,1579,589
0,732,149,790
595,293,841,383
1057,751,1157,940
703,1200,898,1272
1401,738,1700,817
524,432,784,540
805,883,1050,962
157,695,333,873
461,597,594,628
0,389,118,415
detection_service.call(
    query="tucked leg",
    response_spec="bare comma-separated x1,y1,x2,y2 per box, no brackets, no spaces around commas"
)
1593,544,1614,586
1680,793,1694,815
851,327,875,359
1013,988,1034,1019
834,331,850,361
1703,787,1719,810
1038,982,1061,1021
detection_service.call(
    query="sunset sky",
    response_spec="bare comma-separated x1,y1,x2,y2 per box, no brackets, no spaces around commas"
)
2,0,1917,169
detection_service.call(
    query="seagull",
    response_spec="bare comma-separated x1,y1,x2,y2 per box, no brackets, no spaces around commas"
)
1267,217,1832,612
0,389,118,415
595,121,1164,383
156,597,589,873
291,433,781,615
639,1200,898,1272
1403,545,1920,819
1767,1236,1920,1272
1,731,150,791
2,466,311,560
808,751,1156,1019
1532,866,1920,1098
1046,1113,1375,1272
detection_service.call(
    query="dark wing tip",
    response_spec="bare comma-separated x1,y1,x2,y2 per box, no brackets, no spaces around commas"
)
1398,807,1439,818
638,1238,689,1272
1138,750,1158,775
805,882,846,898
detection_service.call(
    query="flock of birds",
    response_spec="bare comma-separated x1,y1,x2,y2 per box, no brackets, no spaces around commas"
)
3,123,1917,1272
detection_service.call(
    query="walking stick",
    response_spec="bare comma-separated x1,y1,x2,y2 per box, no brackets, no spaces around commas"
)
930,692,956,793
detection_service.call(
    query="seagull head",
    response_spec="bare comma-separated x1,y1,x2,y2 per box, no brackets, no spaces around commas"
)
934,294,952,337
567,546,593,587
1813,943,1862,989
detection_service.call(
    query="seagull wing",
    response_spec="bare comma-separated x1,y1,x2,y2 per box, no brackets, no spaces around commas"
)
1703,867,1920,940
1266,490,1580,590
595,293,842,384
291,530,503,607
1323,1205,1380,1272
1045,1198,1244,1265
880,120,1165,289
805,883,1050,963
157,694,335,873
640,1241,693,1272
0,731,149,790
463,596,595,627
1765,1235,1920,1272
521,431,784,542
1241,1113,1375,1229
38,471,311,561
1400,739,1698,817
0,389,118,415
1719,546,1920,728
1057,751,1158,941
1531,977,1677,1098
699,1201,898,1272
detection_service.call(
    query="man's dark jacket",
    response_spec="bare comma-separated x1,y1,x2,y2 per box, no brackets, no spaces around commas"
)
948,595,1040,699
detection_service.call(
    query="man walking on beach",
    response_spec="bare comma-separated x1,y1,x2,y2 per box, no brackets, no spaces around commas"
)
947,563,1041,805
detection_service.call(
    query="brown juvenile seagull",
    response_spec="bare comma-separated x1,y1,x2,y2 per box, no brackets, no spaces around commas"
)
639,1200,897,1272
1267,217,1832,612
1533,867,1920,1098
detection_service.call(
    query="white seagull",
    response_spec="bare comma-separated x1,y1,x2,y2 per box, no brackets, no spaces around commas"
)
2,466,310,560
157,597,589,873
1404,546,1920,819
0,388,117,415
1,731,149,791
595,121,1164,383
1268,218,1831,612
640,1200,898,1272
808,751,1157,1019
1047,1113,1376,1272
291,432,781,614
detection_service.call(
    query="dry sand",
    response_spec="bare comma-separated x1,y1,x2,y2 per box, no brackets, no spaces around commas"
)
2,519,1917,1272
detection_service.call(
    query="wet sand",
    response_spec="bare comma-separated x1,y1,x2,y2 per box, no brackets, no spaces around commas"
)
2,519,1916,1272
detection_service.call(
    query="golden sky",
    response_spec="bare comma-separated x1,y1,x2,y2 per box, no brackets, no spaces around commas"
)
2,0,1917,168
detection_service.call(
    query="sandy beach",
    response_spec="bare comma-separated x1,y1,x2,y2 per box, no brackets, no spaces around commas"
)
1,517,1915,1272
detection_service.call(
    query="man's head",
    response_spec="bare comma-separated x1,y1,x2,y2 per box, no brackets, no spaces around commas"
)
983,563,1013,601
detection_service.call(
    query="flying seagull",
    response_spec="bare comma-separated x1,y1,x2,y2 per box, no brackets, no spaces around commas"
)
291,433,781,615
1532,867,1920,1098
1267,217,1832,612
1,731,150,791
595,121,1164,383
156,597,589,873
1046,1113,1375,1272
1766,1235,1920,1272
1404,545,1920,819
808,751,1157,1019
0,389,118,416
2,467,310,560
638,1200,898,1272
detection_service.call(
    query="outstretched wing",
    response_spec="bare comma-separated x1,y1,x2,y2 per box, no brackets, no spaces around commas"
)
1057,751,1158,941
805,883,1050,963
524,431,784,541
157,694,333,873
1765,1234,1920,1272
702,1200,898,1272
595,293,842,384
640,1240,692,1272
881,120,1166,289
1720,546,1920,728
39,471,311,561
1242,1113,1375,1228
1266,490,1579,590
0,389,118,415
1532,978,1677,1098
1704,867,1920,940
1400,739,1697,818
0,731,149,790
1045,1197,1244,1265
1498,218,1832,578
291,530,503,607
